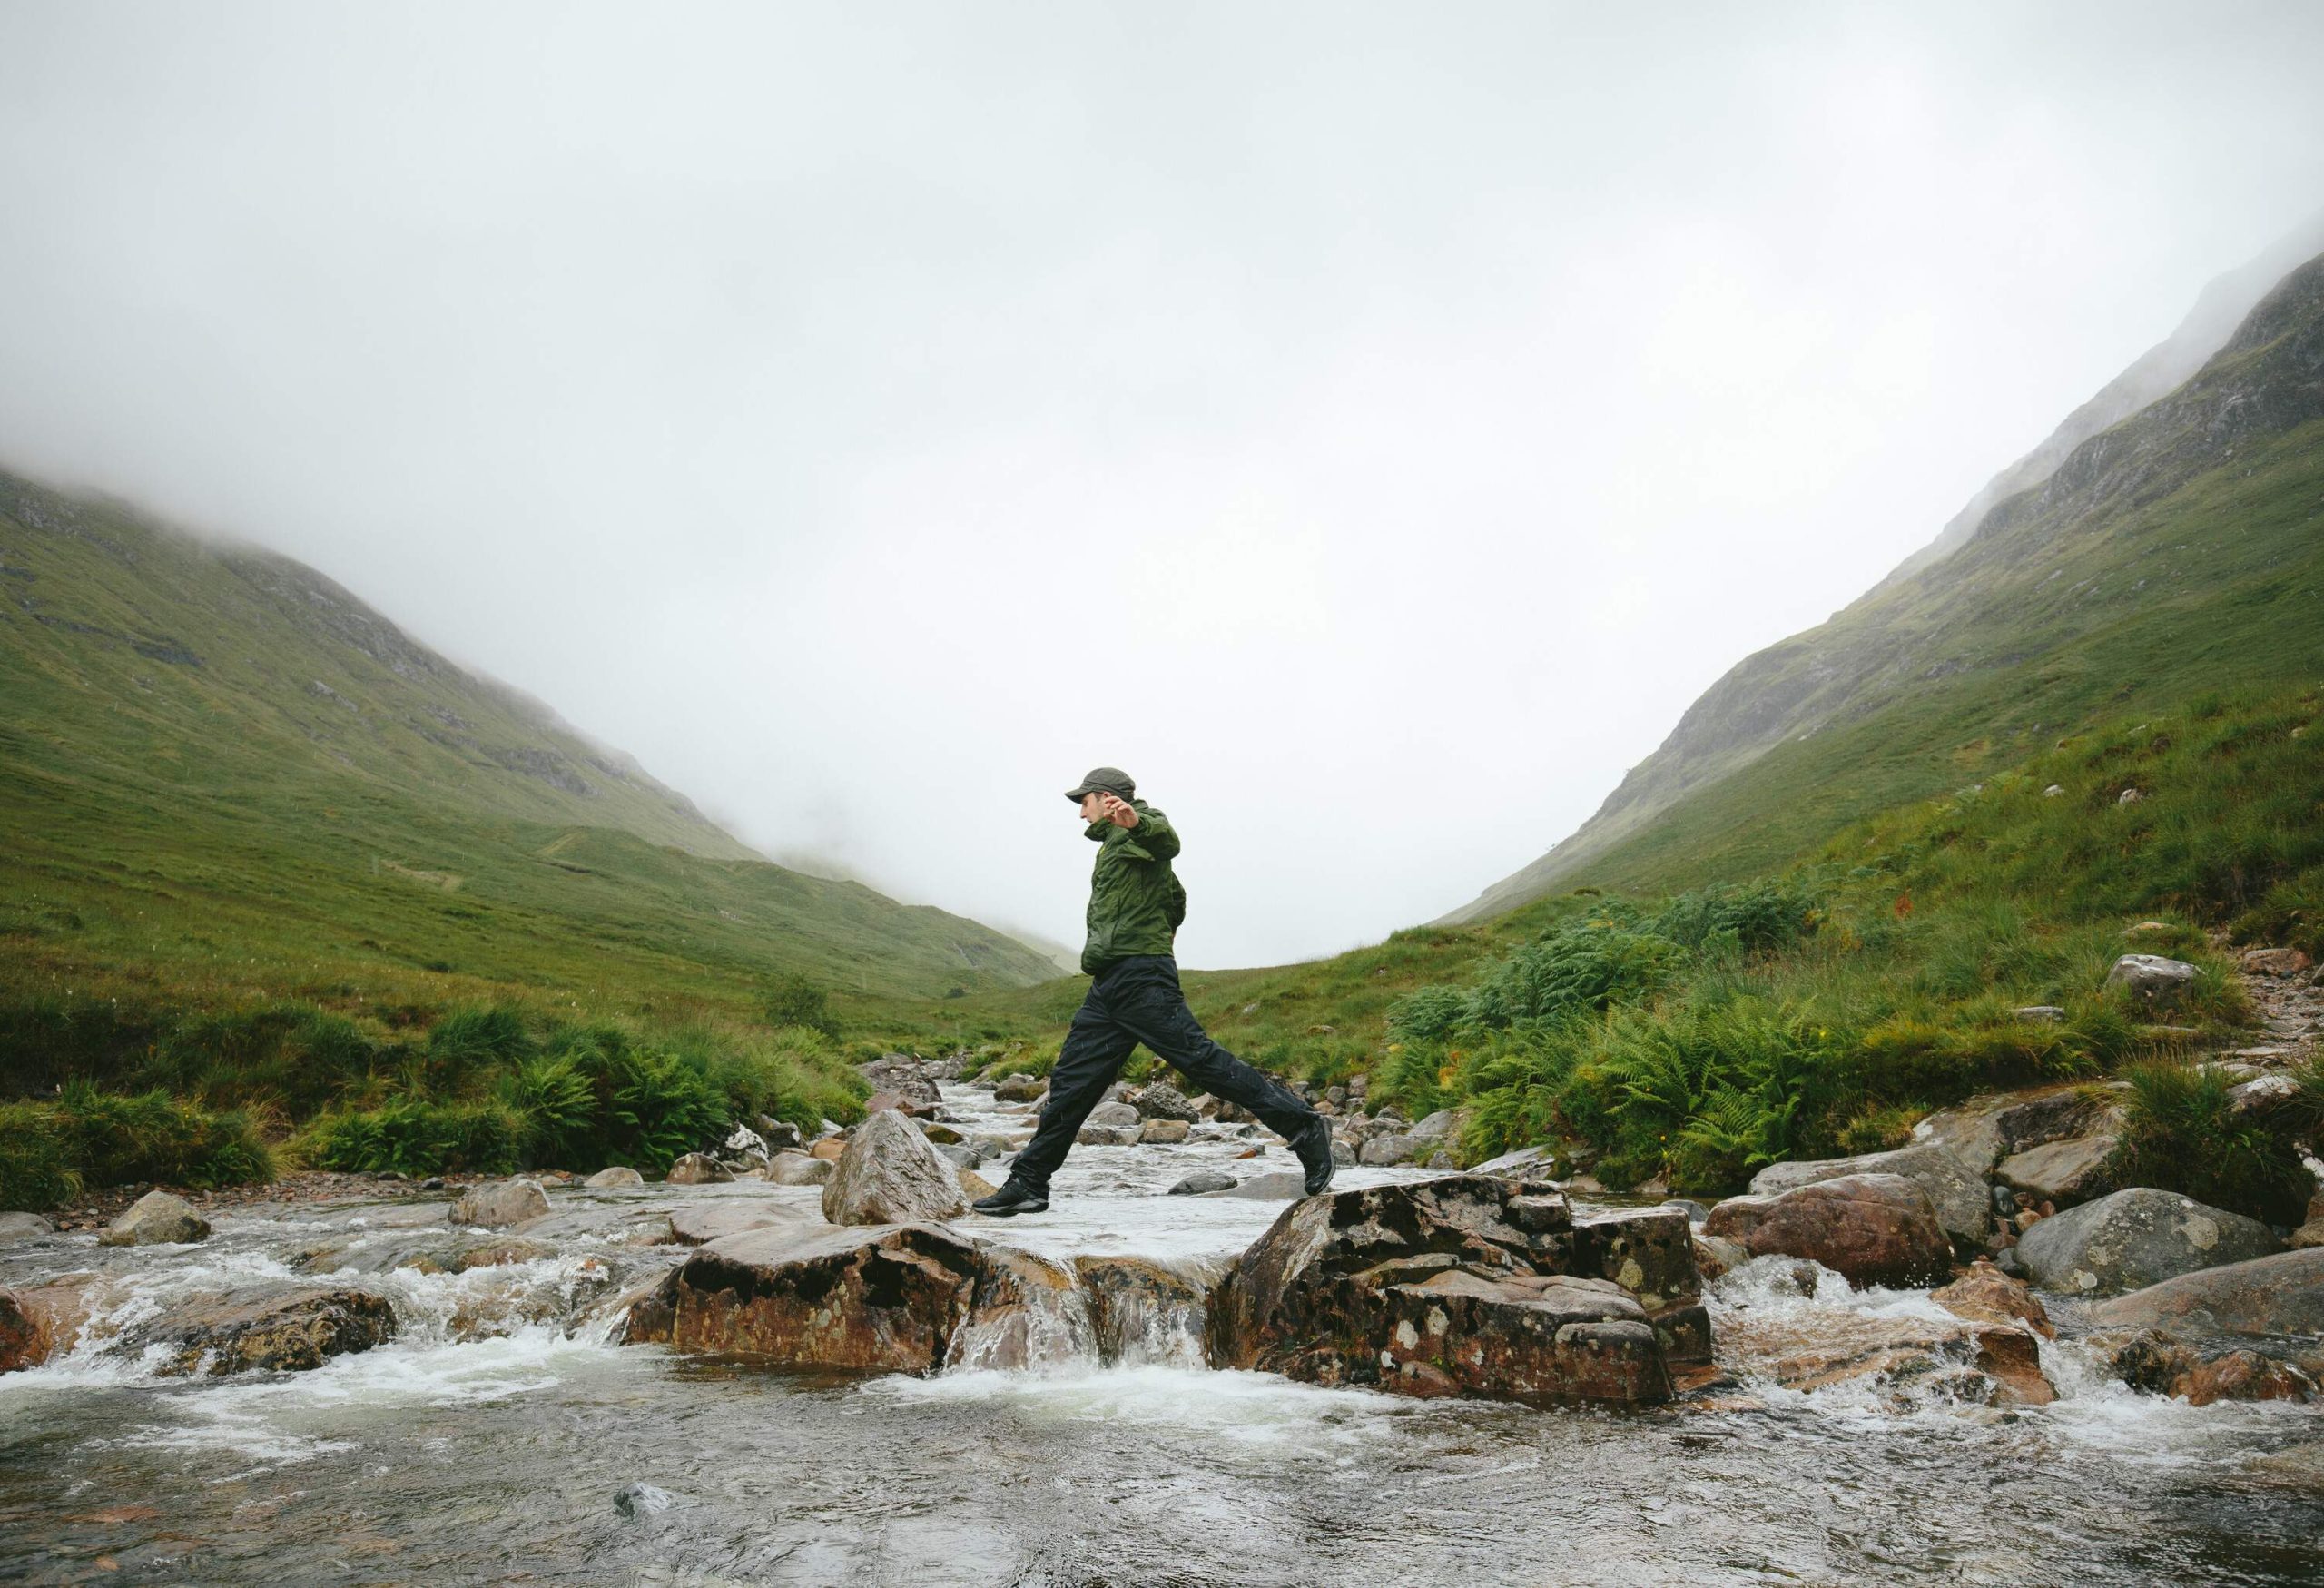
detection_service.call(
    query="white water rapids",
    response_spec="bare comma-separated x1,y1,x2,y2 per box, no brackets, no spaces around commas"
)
4,1083,2319,1584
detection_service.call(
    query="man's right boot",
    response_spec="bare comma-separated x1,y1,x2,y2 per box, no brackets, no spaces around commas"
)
971,1180,1049,1217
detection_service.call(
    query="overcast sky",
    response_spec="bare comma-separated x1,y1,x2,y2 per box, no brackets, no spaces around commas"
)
4,4,2322,970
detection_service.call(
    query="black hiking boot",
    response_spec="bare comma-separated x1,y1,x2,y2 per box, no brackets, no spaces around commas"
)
1288,1117,1337,1197
972,1180,1049,1217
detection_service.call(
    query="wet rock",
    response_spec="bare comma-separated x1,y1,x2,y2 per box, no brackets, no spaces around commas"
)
1087,1101,1141,1129
614,1482,674,1519
585,1166,645,1189
1,1282,90,1373
661,1153,731,1186
992,1073,1048,1104
98,1190,211,1248
1139,1119,1191,1145
1073,1256,1211,1366
1704,1174,1952,1287
1749,1142,1990,1245
758,1150,830,1187
1691,1232,1748,1281
2086,1247,2324,1336
958,1168,998,1201
2184,1350,2316,1406
1716,1271,2053,1408
2105,953,2200,1013
821,1106,966,1226
455,1237,555,1269
863,1090,936,1119
921,1122,965,1145
2016,1188,2282,1298
1994,1135,2120,1209
1077,1125,1141,1146
1208,1176,1684,1406
667,1203,798,1247
754,1116,805,1151
643,1222,986,1371
133,1287,398,1376
449,1178,552,1228
0,1212,55,1245
1167,1169,1237,1196
1571,1207,1699,1311
1932,1261,2055,1337
1126,1081,1200,1121
1200,1171,1308,1200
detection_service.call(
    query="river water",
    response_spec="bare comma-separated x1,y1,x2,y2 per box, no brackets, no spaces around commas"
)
4,1084,2320,1585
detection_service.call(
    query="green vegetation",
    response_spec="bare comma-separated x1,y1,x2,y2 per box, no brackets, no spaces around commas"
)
0,994,867,1206
1454,267,2324,921
0,468,1054,1052
2110,1060,2317,1228
0,1086,276,1212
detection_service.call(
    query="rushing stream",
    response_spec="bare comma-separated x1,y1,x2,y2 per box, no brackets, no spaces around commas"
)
4,1084,2321,1585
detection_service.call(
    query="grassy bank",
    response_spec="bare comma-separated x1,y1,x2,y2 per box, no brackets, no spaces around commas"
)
0,996,869,1209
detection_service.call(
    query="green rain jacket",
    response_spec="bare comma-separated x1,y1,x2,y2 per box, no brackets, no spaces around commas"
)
1080,800,1188,975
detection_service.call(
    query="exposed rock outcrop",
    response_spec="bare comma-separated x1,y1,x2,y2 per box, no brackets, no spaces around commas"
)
1207,1177,1695,1406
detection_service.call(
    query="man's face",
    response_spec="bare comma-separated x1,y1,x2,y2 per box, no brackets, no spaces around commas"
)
1078,791,1108,824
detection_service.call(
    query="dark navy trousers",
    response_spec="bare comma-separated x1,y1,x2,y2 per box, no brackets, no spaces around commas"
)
1007,953,1319,1193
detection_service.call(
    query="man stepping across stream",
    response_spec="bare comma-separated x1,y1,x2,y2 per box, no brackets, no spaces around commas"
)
971,766,1337,1216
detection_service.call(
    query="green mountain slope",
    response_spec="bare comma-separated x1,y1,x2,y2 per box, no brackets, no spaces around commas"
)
0,471,1056,1009
1443,245,2324,918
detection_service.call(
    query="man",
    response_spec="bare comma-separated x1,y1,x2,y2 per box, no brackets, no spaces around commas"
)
972,766,1336,1216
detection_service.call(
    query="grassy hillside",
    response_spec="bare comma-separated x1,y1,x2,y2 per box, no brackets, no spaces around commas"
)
1446,246,2324,920
0,469,1053,1025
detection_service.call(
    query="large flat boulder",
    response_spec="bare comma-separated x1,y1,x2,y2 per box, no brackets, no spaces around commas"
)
2086,1248,2324,1338
2016,1188,2282,1297
1207,1176,1689,1406
1749,1142,1990,1244
638,1220,1083,1373
822,1107,966,1226
1705,1174,1953,1287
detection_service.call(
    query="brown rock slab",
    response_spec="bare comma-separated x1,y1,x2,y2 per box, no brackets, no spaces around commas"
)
1208,1176,1682,1406
131,1287,397,1376
1704,1174,1953,1287
1932,1261,2055,1338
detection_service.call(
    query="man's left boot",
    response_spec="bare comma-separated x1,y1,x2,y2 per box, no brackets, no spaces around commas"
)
1288,1116,1337,1197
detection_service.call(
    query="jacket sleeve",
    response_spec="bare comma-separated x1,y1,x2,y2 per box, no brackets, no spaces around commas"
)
1127,804,1181,862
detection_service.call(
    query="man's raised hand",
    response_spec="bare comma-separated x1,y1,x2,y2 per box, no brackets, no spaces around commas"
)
1098,793,1138,828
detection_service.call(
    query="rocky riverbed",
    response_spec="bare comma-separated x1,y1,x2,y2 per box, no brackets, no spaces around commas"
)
4,1078,2322,1584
